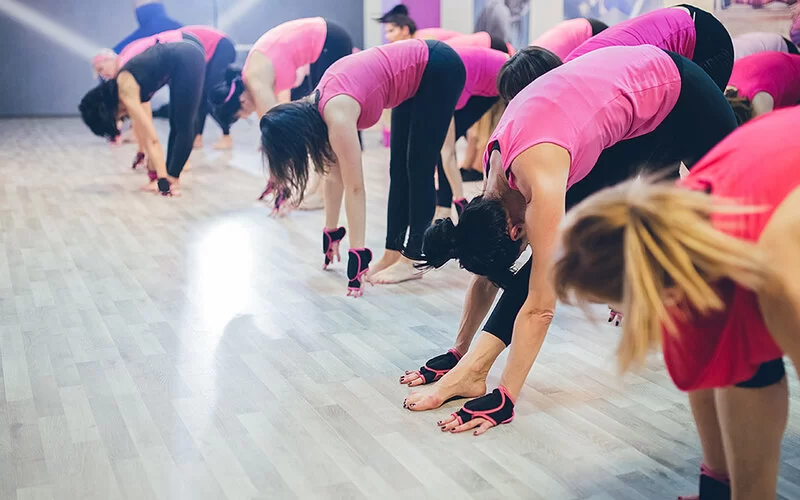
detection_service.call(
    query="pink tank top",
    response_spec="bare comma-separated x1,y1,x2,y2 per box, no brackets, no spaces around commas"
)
565,8,696,63
416,28,463,41
117,30,183,69
451,46,507,110
316,39,429,130
181,25,227,63
244,17,327,93
531,19,593,60
485,45,681,190
446,32,492,49
729,52,800,108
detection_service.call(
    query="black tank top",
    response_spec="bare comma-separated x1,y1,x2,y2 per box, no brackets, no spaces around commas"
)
120,33,203,102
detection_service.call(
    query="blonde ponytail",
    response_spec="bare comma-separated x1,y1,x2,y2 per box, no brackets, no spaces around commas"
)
554,177,769,372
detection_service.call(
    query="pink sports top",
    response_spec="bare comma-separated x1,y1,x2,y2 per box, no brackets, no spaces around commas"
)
485,45,681,190
316,39,429,130
665,106,800,391
244,17,327,93
416,28,463,41
531,19,593,59
446,32,492,48
566,7,696,63
728,52,800,108
181,25,227,63
117,30,183,69
451,45,507,110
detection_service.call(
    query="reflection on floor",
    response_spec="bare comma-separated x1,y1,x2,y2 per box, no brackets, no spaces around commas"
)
0,118,798,499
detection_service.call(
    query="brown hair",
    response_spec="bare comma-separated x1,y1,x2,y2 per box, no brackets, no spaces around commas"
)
553,177,768,372
725,87,753,125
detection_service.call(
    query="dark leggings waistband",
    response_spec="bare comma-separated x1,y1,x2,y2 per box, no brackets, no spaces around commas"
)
181,32,206,57
489,35,509,53
785,36,800,55
587,18,608,36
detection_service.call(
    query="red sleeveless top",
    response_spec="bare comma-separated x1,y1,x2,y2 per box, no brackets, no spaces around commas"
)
666,107,800,391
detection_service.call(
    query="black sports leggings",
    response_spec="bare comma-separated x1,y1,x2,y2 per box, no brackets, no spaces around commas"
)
291,20,354,101
386,40,465,258
483,52,738,345
166,42,205,178
785,36,800,55
196,36,236,136
680,4,734,90
435,95,499,207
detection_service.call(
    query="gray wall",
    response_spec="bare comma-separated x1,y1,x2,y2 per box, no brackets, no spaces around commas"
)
0,0,363,117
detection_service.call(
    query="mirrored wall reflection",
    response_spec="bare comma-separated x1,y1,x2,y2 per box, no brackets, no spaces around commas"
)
0,0,363,116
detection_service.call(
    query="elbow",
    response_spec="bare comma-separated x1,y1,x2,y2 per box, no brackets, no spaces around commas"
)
519,305,555,327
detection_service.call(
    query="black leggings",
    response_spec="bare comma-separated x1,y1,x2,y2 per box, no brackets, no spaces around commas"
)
484,52,738,346
489,35,510,53
435,95,499,207
386,40,465,258
565,50,737,209
291,20,354,101
166,41,205,178
785,36,800,55
680,4,734,90
587,18,608,36
196,36,236,136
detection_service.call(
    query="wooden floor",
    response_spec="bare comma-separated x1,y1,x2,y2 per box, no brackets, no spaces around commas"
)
1,118,799,500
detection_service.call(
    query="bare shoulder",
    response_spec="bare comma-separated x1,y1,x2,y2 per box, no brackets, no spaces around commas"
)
321,95,360,126
510,143,571,200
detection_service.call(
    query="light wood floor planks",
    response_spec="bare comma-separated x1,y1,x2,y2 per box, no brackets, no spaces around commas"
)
0,117,798,499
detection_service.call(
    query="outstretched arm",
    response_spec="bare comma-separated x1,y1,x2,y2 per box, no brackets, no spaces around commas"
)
328,118,366,249
498,144,570,399
118,72,167,179
244,61,278,117
757,187,800,380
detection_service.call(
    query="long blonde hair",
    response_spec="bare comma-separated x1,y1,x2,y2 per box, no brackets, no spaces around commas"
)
553,177,768,372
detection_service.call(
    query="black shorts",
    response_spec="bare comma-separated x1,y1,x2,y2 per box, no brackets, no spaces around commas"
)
565,51,737,210
735,358,786,388
678,4,733,90
291,19,353,100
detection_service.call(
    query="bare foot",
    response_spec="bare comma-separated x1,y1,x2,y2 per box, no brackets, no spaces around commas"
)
213,135,233,150
298,192,324,210
434,206,451,221
403,365,487,412
141,180,158,192
366,250,401,280
193,135,204,149
370,257,422,284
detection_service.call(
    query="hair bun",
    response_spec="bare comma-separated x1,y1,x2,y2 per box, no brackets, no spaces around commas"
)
387,4,409,16
418,217,459,270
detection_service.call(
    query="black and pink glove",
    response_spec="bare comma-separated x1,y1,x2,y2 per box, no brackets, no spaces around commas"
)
323,227,347,270
346,248,372,297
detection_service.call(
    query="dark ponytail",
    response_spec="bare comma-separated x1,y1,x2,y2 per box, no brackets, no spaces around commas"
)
497,47,563,101
724,87,753,125
259,92,336,203
375,4,417,35
79,79,120,139
418,196,523,286
210,65,245,129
